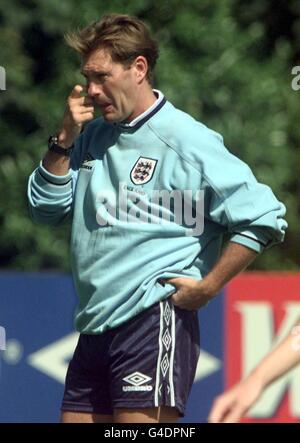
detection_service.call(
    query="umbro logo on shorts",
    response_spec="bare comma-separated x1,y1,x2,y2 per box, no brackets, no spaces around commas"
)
122,371,153,392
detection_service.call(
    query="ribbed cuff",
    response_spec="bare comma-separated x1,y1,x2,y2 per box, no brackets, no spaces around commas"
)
229,233,266,253
37,161,72,186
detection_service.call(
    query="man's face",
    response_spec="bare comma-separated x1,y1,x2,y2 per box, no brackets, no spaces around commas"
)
81,48,139,123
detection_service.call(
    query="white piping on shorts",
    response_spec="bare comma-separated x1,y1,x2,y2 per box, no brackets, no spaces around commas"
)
154,301,164,406
169,303,176,406
154,300,176,407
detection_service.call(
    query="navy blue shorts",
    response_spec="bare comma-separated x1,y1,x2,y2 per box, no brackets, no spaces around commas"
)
61,298,200,417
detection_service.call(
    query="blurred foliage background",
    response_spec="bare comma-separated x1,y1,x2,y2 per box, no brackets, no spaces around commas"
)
0,0,299,271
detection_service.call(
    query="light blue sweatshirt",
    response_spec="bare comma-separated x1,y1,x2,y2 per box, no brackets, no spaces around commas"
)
27,92,287,334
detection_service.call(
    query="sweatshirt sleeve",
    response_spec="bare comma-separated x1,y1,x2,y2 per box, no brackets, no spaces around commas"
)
27,133,84,226
200,130,288,253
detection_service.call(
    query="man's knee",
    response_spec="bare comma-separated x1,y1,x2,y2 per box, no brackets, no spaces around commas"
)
60,410,113,423
113,406,179,423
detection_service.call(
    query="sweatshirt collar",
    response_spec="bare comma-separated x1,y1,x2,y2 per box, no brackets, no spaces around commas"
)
114,89,166,132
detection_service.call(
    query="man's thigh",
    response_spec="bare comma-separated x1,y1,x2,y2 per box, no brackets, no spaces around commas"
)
60,411,113,423
60,407,178,423
113,406,179,423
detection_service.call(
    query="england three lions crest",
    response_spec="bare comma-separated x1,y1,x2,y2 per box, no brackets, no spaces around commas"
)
130,156,158,185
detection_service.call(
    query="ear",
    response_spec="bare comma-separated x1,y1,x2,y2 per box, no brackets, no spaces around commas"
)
133,56,148,84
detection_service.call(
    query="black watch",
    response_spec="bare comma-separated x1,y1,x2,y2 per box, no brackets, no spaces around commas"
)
48,135,74,157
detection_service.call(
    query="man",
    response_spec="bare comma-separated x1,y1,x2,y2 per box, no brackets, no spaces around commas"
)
208,320,300,423
27,14,287,423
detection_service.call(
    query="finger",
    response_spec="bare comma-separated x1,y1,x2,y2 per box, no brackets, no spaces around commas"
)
73,97,94,107
70,84,85,98
80,112,94,122
208,396,235,423
223,406,245,423
163,277,183,286
208,404,229,423
80,106,95,114
83,96,94,106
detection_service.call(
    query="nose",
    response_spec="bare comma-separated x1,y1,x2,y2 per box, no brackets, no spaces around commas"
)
87,81,102,97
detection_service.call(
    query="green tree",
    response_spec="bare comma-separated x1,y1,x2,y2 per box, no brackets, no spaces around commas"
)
0,0,298,271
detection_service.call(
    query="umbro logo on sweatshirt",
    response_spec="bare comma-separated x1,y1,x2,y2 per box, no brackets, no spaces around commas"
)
130,156,158,185
80,153,95,170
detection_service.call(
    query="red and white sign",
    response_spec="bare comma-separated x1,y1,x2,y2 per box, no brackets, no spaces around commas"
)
225,272,300,423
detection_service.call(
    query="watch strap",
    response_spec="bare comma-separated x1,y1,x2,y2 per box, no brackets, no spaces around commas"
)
48,135,74,157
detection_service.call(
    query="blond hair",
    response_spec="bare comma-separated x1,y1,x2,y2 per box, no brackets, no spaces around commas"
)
65,14,159,84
